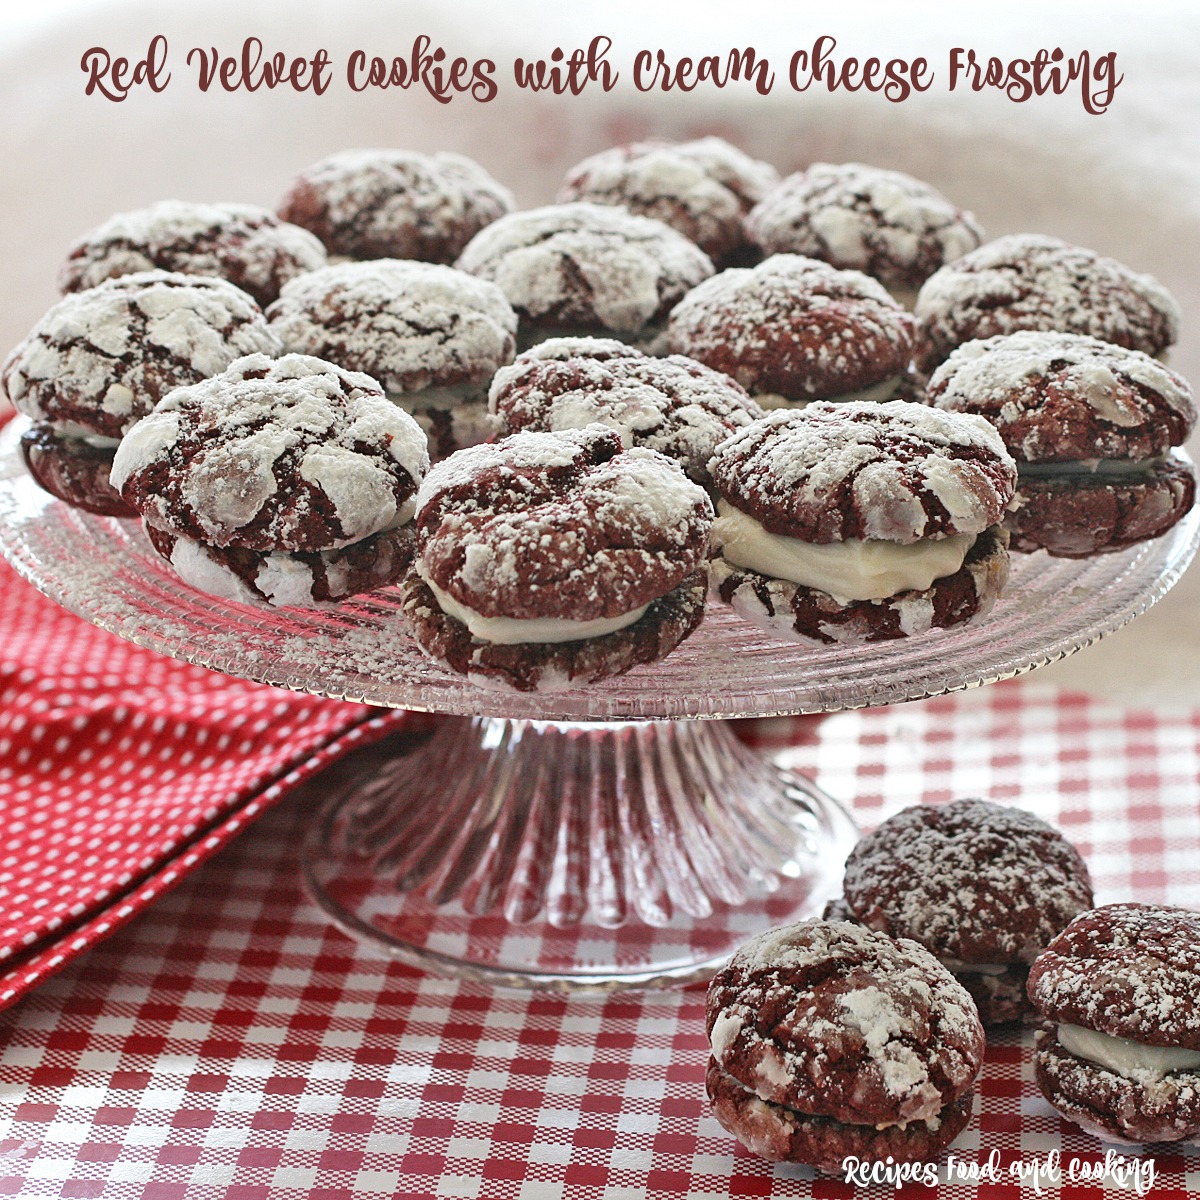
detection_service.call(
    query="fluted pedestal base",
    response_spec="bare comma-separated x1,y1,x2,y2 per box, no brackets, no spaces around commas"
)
302,717,856,990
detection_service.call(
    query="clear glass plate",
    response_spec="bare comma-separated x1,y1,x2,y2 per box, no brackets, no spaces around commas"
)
1,419,1195,722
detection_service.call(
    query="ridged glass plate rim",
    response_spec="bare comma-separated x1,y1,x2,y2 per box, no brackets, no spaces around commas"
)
0,419,1195,721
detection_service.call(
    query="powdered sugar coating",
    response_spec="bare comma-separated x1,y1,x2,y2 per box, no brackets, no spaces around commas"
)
277,149,514,263
3,271,281,438
709,403,1016,544
112,352,429,552
455,202,714,336
706,920,984,1129
266,259,517,395
668,254,917,400
914,234,1181,372
747,163,984,293
489,337,761,484
842,800,1093,965
928,331,1196,464
58,201,327,309
557,137,779,265
415,425,713,622
1027,903,1200,1047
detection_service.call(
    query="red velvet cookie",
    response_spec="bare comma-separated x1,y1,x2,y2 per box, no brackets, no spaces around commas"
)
557,137,779,267
277,149,514,263
1027,903,1200,1144
4,271,281,515
914,234,1180,374
144,521,414,609
455,202,714,353
929,331,1198,557
58,201,327,309
488,337,762,485
111,352,429,554
746,163,984,299
266,259,517,460
705,920,983,1173
707,403,1016,644
668,254,918,404
832,799,1093,1025
403,424,713,691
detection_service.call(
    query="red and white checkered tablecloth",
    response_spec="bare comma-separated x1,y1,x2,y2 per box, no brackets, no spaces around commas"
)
2,677,1198,1199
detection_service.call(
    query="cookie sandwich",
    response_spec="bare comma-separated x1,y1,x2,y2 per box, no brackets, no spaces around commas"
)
401,424,713,691
826,799,1094,1025
455,201,713,353
668,254,919,407
278,148,514,264
488,337,762,487
706,920,984,1173
746,162,984,305
3,271,281,516
928,330,1197,556
267,258,517,461
707,402,1017,644
111,353,428,608
1028,903,1200,1144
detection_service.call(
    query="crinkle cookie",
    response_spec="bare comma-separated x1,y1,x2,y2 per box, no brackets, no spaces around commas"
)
278,148,514,263
557,137,778,266
668,254,918,405
455,201,713,353
403,424,713,691
705,920,983,1174
706,402,1016,645
112,352,428,556
58,201,326,309
928,330,1197,557
488,336,761,485
4,270,281,515
747,162,983,300
914,234,1180,373
828,799,1093,1025
267,258,517,460
1027,903,1200,1144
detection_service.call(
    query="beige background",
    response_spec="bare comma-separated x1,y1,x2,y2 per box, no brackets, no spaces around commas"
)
2,0,1197,707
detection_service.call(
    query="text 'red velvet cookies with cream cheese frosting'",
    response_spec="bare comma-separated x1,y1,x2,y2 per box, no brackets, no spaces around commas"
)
706,401,1017,644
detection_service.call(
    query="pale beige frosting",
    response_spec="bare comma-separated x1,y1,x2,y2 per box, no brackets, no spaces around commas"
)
1057,1023,1200,1079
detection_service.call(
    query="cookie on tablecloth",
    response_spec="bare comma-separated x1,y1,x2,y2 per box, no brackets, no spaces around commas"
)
706,402,1016,643
402,424,712,690
4,271,281,516
1028,903,1200,1144
705,920,984,1173
826,799,1094,1025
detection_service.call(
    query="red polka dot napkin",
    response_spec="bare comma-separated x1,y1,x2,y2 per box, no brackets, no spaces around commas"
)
0,550,406,1011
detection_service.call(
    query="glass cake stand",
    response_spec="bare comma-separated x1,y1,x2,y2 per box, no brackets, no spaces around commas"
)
1,420,1197,990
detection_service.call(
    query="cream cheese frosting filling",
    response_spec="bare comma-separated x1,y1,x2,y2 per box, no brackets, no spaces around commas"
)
1057,1024,1200,1079
50,420,122,450
753,375,903,409
712,500,975,602
417,563,649,645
